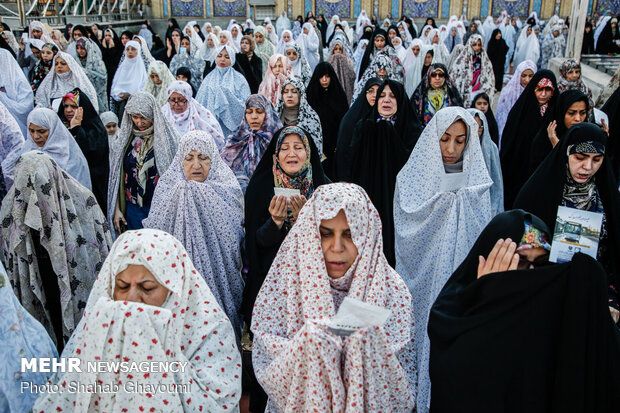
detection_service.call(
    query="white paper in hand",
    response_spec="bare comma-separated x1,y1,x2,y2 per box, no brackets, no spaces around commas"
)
326,297,391,337
273,187,300,199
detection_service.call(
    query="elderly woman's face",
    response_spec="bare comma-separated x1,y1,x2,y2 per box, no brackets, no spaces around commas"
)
183,150,211,182
283,32,291,42
377,84,397,117
113,265,169,307
169,91,187,114
54,57,69,74
278,133,307,175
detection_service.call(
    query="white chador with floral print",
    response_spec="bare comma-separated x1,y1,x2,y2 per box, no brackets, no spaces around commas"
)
251,183,416,412
33,229,242,412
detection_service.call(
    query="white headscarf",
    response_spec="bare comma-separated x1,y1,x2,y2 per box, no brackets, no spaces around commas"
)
275,29,293,54
201,22,212,39
218,30,239,52
252,183,415,412
394,107,493,413
298,22,320,70
110,41,148,101
183,21,204,51
495,59,537,137
22,107,92,189
326,15,341,41
107,92,180,238
161,80,225,150
28,21,55,44
230,23,244,50
404,42,432,98
356,10,371,38
467,108,504,215
0,49,34,137
391,36,407,62
482,16,496,47
266,23,279,45
138,24,153,50
513,27,540,69
199,32,219,61
143,131,244,336
276,11,291,36
35,51,99,112
0,150,112,347
143,60,175,106
0,100,25,188
195,45,251,137
33,228,242,412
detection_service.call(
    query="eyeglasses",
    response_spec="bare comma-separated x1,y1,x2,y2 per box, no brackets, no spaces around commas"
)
430,72,445,79
169,98,187,106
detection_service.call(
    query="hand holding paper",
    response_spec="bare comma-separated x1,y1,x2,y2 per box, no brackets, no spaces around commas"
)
326,297,391,337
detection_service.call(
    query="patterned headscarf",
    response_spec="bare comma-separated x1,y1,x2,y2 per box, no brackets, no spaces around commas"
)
143,60,176,106
0,259,58,412
251,183,415,412
276,77,323,152
220,94,283,192
258,53,292,107
272,125,314,212
33,229,242,412
557,58,595,117
107,92,180,238
448,34,495,107
0,151,112,346
30,42,59,95
35,51,99,112
143,131,244,337
517,219,551,251
161,80,225,149
196,45,251,137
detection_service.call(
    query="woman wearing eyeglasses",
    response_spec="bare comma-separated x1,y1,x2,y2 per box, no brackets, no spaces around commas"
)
411,63,463,126
428,209,620,413
161,80,226,150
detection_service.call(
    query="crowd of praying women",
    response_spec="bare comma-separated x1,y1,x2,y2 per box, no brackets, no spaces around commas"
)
0,9,619,413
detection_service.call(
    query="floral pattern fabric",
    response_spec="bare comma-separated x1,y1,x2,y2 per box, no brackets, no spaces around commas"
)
0,260,58,413
448,34,495,107
220,94,283,192
394,107,494,413
276,77,323,153
0,151,113,347
108,92,180,238
161,80,225,150
251,183,415,412
143,131,245,338
76,37,109,112
35,51,99,112
33,229,242,412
